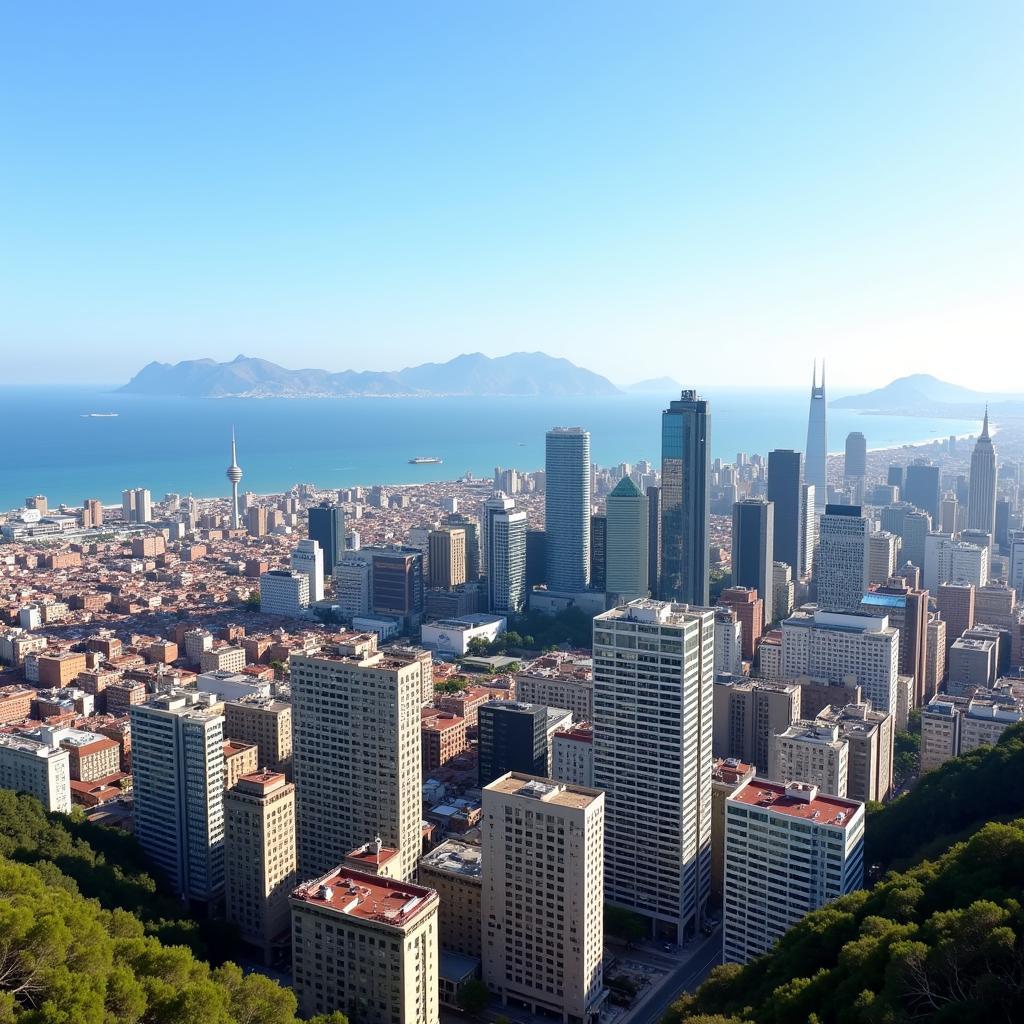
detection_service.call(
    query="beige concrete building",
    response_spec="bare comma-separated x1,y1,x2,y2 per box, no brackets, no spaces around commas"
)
428,527,467,589
0,731,71,813
712,677,801,772
482,773,605,1024
710,757,755,903
290,636,423,881
515,652,593,722
223,739,259,790
418,838,482,957
920,694,1024,772
200,645,247,674
291,868,439,1024
224,770,297,963
819,703,895,804
224,696,293,776
769,720,849,797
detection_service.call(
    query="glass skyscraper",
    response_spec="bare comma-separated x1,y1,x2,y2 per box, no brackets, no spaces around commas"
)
545,427,591,592
308,503,345,571
806,361,828,515
660,391,710,606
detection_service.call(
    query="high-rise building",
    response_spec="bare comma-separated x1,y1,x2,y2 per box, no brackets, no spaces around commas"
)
545,427,591,592
605,476,649,600
731,499,774,624
815,505,870,612
290,868,439,1024
799,483,817,578
590,513,607,591
860,585,929,706
719,586,764,662
224,696,293,776
481,773,605,1024
223,769,297,963
887,465,904,491
767,450,802,574
646,485,662,598
967,409,998,538
483,496,527,614
308,503,345,571
805,362,828,517
1010,530,1024,596
370,549,424,626
333,558,371,618
867,531,899,586
772,561,794,622
130,690,225,906
904,461,941,521
927,617,947,692
710,758,757,903
817,702,895,803
723,779,864,964
0,731,71,813
446,513,481,581
936,582,976,657
247,505,269,537
226,429,243,530
428,527,467,589
714,607,743,678
259,569,310,617
593,600,714,941
291,539,325,603
477,701,549,787
769,721,849,797
844,431,867,500
782,608,899,717
290,637,423,881
923,535,988,592
122,487,152,524
418,839,482,958
711,677,801,771
900,510,932,570
661,391,711,605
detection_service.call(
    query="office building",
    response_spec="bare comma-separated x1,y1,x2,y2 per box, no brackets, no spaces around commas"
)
767,450,803,574
815,505,869,613
130,690,225,906
936,582,976,656
731,499,774,624
526,528,547,589
593,600,714,941
370,549,424,627
967,410,998,538
515,653,594,722
605,476,649,600
926,617,947,692
0,731,71,813
719,586,764,662
860,585,929,707
772,562,794,622
308,503,346,571
799,483,817,578
647,485,662,598
867,531,898,586
224,697,292,776
714,607,743,678
247,505,268,537
291,539,325,603
661,391,711,605
223,770,297,963
421,711,467,774
483,496,527,614
923,534,988,592
1010,530,1024,596
904,461,941,521
948,637,996,690
446,513,481,581
290,637,423,881
545,427,592,592
781,608,899,717
481,773,605,1024
723,779,864,964
921,694,1024,773
259,569,310,617
805,362,828,517
478,701,548,787
291,868,439,1024
428,527,467,589
333,558,371,618
418,839,482,957
712,677,801,771
769,721,848,797
590,513,606,592
710,758,757,903
818,703,894,804
844,431,867,500
940,495,960,535
900,510,932,571
887,464,904,491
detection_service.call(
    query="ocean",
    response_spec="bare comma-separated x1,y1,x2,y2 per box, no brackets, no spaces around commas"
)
0,386,981,510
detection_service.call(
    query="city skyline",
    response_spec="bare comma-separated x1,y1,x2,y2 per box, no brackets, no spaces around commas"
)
3,5,1022,388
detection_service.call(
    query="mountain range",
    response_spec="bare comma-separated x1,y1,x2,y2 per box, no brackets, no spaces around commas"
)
119,352,622,398
833,373,1023,415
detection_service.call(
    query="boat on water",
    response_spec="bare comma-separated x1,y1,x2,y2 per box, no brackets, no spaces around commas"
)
81,412,119,418
408,456,443,465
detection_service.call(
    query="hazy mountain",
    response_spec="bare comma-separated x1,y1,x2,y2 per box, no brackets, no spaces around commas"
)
120,352,622,398
832,373,1020,412
624,376,683,393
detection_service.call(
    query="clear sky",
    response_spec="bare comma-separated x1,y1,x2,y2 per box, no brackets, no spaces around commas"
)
2,2,1021,389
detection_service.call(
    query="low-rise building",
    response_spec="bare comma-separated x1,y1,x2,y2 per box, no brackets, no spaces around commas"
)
514,651,593,722
421,710,467,774
420,615,506,656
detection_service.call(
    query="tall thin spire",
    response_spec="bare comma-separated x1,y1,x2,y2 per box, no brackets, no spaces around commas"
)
226,427,243,530
981,405,990,439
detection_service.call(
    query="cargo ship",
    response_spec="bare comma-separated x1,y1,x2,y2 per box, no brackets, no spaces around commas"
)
408,456,443,465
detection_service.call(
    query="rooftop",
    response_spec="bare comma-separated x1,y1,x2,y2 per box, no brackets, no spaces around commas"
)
730,777,861,829
291,867,436,928
554,723,593,743
419,838,482,879
597,599,708,627
485,771,601,809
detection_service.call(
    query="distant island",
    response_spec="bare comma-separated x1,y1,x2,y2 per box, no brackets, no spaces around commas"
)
624,376,683,394
833,373,1024,418
119,352,622,399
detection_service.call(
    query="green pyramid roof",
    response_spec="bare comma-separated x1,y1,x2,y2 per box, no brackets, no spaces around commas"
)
609,475,645,499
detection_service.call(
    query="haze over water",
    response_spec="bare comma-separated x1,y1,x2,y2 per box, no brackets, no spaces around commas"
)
0,387,980,511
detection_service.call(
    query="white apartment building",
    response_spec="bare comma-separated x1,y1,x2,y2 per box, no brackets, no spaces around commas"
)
814,506,870,612
291,538,325,603
551,724,594,787
482,773,605,1024
723,779,864,964
259,569,311,617
196,670,270,703
867,531,898,586
290,636,423,881
593,600,715,942
0,731,71,813
769,721,849,797
333,558,371,618
291,868,439,1024
130,690,226,905
781,608,899,717
198,645,247,675
923,534,989,593
183,628,214,664
714,607,743,678
920,694,1024,772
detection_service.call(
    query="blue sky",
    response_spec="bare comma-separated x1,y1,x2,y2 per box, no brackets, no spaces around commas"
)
2,2,1021,388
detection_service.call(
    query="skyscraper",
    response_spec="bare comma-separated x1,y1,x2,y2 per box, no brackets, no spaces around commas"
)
904,461,941,521
605,476,649,601
767,450,802,573
731,499,774,624
545,427,592,592
646,485,661,597
291,539,325,603
427,527,466,589
800,483,817,578
308,502,345,571
226,429,243,530
661,391,710,605
590,513,607,591
593,600,714,941
815,505,870,613
805,361,827,516
483,495,527,614
967,408,998,538
844,431,867,502
446,512,481,580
